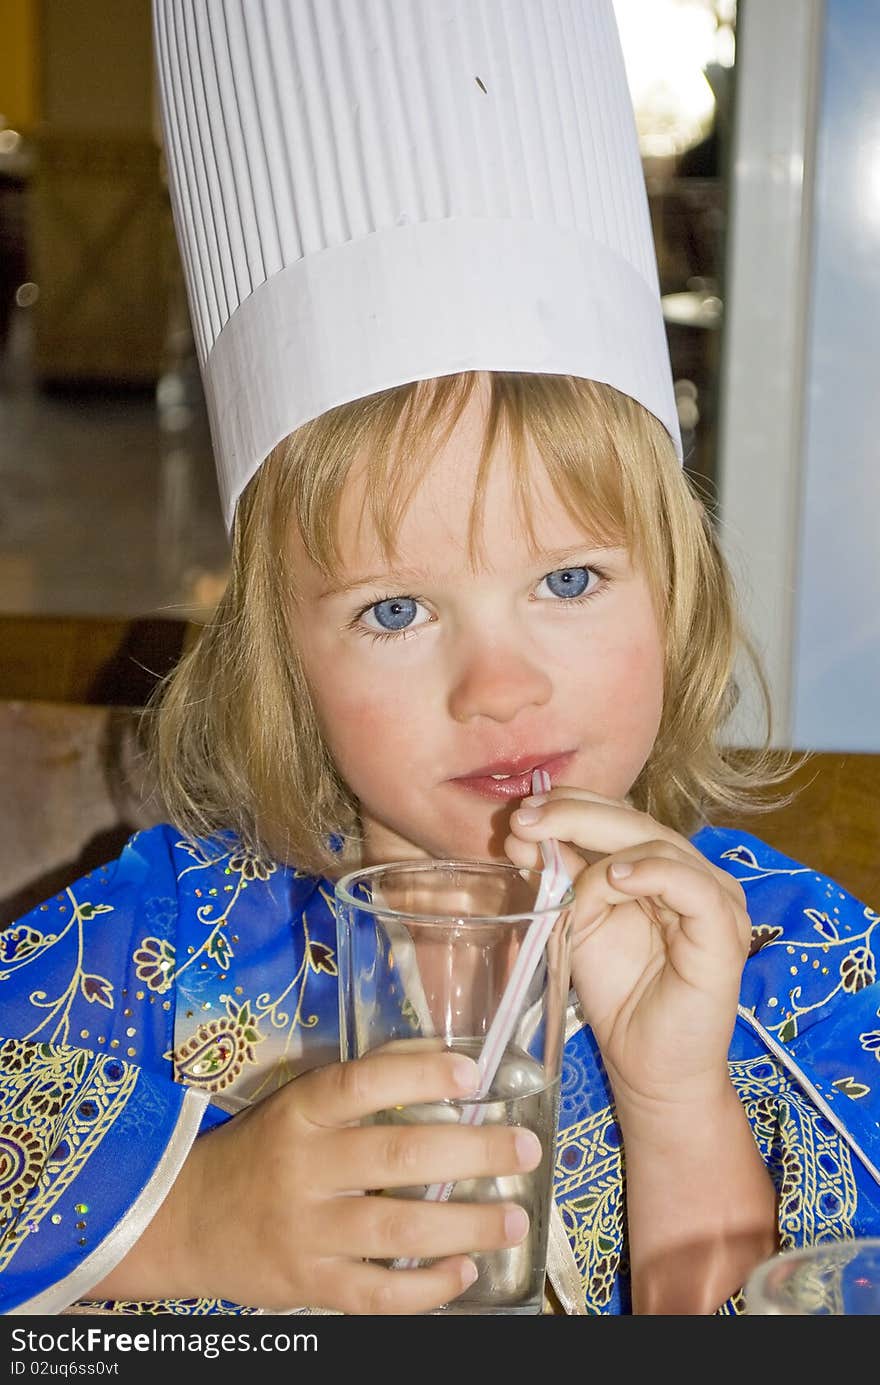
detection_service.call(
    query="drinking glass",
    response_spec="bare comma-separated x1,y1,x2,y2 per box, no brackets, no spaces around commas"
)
334,858,574,1314
744,1237,880,1314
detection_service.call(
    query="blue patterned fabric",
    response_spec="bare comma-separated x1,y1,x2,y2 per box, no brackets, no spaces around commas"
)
1,823,878,1315
554,827,880,1312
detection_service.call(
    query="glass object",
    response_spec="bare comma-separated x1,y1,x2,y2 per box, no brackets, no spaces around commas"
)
335,859,574,1315
744,1238,880,1315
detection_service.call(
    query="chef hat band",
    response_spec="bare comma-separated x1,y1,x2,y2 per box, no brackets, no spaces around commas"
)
152,0,682,534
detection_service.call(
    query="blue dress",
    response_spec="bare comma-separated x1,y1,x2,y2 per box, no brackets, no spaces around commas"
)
1,824,878,1315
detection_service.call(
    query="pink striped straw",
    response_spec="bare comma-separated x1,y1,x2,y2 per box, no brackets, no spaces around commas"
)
393,768,572,1269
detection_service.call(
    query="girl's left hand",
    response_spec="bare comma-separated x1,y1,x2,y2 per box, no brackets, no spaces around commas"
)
504,788,752,1116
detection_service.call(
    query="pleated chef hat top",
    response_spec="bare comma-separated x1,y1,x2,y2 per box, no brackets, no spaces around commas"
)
152,0,682,534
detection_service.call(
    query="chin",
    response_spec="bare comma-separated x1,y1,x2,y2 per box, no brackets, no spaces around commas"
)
367,805,511,864
447,832,511,865
414,830,494,863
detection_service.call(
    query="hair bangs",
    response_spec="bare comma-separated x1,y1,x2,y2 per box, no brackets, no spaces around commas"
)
265,372,662,590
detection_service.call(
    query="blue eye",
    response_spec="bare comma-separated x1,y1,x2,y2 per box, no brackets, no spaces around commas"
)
541,567,591,598
367,597,419,631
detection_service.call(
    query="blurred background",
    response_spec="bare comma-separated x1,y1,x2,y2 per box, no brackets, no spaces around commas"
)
0,0,877,754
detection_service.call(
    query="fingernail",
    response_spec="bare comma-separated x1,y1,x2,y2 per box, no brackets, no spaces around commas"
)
513,807,540,825
504,1206,530,1244
609,862,633,879
523,793,548,806
460,1258,479,1289
514,1129,542,1168
451,1055,480,1093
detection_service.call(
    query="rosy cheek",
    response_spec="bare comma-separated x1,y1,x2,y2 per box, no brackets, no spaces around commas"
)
314,677,413,770
584,624,664,736
620,635,664,689
326,671,407,723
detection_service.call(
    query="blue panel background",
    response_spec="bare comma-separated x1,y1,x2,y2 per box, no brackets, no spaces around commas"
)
793,0,880,748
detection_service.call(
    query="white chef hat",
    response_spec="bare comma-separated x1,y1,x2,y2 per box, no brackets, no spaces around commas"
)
152,0,681,534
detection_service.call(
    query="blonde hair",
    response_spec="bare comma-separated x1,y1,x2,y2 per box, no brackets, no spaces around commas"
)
145,372,804,876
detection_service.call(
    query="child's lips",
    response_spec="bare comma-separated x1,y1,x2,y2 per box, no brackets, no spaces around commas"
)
449,751,574,801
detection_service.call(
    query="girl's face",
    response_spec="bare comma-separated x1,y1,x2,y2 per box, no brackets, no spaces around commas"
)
288,381,665,866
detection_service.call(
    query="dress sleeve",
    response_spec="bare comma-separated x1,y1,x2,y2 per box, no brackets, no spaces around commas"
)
0,826,209,1314
692,825,880,1314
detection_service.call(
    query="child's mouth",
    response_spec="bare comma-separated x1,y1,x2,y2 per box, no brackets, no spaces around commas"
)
449,750,574,801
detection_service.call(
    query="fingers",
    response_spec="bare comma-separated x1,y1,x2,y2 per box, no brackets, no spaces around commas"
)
331,1120,541,1193
312,1255,480,1316
324,1193,531,1262
244,1052,543,1314
511,823,750,961
605,853,751,955
603,851,742,927
507,793,746,907
569,851,751,978
508,790,708,866
293,1047,480,1126
596,838,750,923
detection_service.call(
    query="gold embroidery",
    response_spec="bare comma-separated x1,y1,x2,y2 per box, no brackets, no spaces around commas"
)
553,1053,862,1313
0,1042,138,1272
171,998,265,1092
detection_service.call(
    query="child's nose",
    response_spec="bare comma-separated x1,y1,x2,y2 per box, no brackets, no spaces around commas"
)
447,645,553,724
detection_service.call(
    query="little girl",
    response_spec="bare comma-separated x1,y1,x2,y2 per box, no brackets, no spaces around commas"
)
2,0,879,1316
3,369,879,1317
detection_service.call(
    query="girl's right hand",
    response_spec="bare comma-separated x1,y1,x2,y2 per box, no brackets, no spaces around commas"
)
90,1050,541,1315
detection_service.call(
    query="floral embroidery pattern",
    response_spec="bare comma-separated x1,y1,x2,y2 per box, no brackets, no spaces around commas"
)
80,975,113,1008
307,941,336,977
555,1049,863,1315
832,1075,871,1098
227,851,276,883
721,848,880,1056
0,1041,139,1276
247,892,340,1101
169,837,339,1106
79,1297,261,1316
555,1104,626,1313
0,886,119,1046
171,998,265,1092
133,937,176,993
0,1124,43,1207
0,1039,38,1076
0,926,45,965
749,924,783,956
840,947,876,995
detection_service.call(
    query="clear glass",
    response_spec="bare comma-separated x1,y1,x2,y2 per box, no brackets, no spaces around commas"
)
334,859,574,1315
744,1238,880,1315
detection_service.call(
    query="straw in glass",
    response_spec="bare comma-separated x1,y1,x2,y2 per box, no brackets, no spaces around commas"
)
392,768,572,1268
